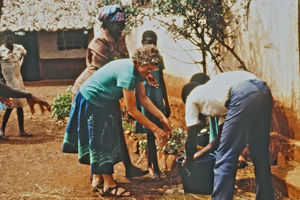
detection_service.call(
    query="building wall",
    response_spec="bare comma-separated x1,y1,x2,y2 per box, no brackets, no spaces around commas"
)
39,58,86,80
223,0,299,140
37,31,87,79
126,17,219,79
38,31,86,59
126,2,299,141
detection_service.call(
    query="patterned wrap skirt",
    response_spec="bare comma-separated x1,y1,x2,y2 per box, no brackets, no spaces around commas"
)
62,92,122,174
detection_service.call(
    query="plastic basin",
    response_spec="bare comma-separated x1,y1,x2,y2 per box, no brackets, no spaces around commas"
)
176,153,216,194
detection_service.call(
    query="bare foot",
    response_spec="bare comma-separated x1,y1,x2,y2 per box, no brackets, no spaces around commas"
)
148,167,160,181
151,172,160,181
91,174,103,192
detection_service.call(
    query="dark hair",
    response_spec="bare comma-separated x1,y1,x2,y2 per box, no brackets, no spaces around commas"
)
101,21,108,29
190,73,210,85
181,81,201,104
181,73,210,103
142,30,157,45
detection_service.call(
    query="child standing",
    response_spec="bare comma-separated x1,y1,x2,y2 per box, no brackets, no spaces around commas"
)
135,31,170,180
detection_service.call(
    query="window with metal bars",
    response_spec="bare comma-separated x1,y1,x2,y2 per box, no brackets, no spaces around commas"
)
57,30,90,50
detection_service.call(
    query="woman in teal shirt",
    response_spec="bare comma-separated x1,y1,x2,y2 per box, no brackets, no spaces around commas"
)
62,45,170,197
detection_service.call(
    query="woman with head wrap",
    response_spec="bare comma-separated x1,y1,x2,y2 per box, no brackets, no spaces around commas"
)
62,45,171,197
72,4,147,182
72,4,128,97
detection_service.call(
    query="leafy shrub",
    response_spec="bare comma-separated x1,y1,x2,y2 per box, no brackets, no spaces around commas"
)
138,138,148,153
159,128,187,155
51,86,72,121
122,116,135,134
159,127,210,155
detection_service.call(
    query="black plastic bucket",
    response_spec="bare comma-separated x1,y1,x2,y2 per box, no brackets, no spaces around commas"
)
176,153,216,194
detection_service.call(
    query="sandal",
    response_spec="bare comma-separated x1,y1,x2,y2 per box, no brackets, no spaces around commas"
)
102,185,130,197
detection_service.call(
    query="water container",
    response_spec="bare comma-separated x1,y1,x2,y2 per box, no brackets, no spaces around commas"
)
176,153,216,194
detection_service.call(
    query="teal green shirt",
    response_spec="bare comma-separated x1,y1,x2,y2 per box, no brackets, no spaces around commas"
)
80,59,143,108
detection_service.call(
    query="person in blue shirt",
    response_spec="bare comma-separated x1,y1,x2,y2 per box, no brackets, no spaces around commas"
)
135,30,170,180
62,45,171,197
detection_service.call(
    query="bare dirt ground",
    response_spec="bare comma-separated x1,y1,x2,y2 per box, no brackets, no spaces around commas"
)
0,84,283,200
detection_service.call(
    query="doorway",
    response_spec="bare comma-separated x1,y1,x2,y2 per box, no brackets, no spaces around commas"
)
14,31,41,81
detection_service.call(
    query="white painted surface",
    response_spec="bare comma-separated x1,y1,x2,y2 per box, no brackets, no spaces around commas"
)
230,0,299,116
125,16,217,79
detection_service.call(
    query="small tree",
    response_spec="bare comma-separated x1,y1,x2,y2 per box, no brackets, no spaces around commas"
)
138,0,251,74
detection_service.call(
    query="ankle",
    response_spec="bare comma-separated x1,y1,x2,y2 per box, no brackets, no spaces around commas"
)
102,174,116,189
92,174,103,186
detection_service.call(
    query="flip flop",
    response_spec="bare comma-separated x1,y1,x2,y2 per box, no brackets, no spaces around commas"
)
101,185,130,197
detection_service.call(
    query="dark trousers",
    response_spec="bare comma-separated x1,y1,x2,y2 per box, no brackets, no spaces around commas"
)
212,79,274,200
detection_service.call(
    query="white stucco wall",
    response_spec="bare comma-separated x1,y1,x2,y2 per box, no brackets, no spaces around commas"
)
227,0,299,117
125,16,217,79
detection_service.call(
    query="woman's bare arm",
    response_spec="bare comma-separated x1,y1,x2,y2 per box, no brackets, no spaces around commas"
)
122,87,169,141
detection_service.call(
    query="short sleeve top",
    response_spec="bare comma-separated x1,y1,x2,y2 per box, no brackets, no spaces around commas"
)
185,71,257,127
80,58,143,107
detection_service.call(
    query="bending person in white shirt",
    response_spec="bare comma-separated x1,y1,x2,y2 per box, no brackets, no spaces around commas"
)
183,71,274,200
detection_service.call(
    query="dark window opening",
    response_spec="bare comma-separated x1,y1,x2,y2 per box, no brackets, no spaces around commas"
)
136,0,151,6
57,30,90,50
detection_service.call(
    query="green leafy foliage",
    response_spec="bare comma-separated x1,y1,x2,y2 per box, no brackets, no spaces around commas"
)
121,106,136,134
51,86,72,121
122,119,135,133
134,0,251,73
159,128,187,155
138,138,148,153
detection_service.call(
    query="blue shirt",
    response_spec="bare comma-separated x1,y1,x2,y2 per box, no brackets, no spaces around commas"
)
80,58,143,107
